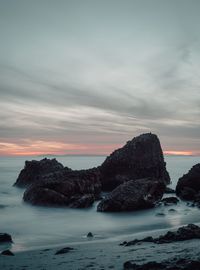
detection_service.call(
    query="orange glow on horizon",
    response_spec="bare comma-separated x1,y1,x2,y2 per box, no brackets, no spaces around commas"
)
0,140,121,156
0,140,199,157
164,150,195,156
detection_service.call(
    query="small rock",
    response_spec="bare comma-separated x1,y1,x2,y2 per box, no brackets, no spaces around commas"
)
87,232,93,237
1,250,14,256
168,208,177,212
155,212,165,217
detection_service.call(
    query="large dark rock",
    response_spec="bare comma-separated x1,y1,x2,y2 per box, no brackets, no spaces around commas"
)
23,168,101,207
14,133,169,209
100,133,170,190
0,233,12,243
14,158,65,187
176,164,200,200
121,224,200,246
97,178,165,212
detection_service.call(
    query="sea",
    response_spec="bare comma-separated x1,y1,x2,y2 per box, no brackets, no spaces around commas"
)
0,155,200,252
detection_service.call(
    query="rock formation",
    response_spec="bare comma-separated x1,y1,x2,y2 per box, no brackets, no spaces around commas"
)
121,224,200,246
14,133,170,209
176,164,200,201
97,178,165,212
14,158,65,187
23,168,101,207
99,133,170,190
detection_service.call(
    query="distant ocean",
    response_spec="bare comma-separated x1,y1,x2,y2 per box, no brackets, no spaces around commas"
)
0,155,200,252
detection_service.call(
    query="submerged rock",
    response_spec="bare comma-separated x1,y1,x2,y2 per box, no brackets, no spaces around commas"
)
100,133,170,191
0,233,12,243
176,164,200,201
55,247,74,255
14,158,65,187
121,224,200,246
97,178,165,212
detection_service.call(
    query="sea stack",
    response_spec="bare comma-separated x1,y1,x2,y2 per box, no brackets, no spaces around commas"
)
100,133,170,190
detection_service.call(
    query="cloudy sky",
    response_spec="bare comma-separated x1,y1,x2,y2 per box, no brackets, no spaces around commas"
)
0,0,200,156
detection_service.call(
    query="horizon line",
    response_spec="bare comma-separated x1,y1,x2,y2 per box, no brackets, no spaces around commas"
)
0,152,200,158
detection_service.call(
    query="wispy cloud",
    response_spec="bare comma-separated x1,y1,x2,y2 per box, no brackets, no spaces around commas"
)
0,0,200,155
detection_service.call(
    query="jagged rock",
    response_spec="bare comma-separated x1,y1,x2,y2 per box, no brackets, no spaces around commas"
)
121,224,200,246
0,233,12,243
23,168,101,207
123,259,200,270
161,197,179,205
1,250,14,256
176,164,200,200
100,133,170,191
14,158,65,187
97,178,165,212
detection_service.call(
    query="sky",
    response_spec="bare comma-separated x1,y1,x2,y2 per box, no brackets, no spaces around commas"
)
0,0,200,156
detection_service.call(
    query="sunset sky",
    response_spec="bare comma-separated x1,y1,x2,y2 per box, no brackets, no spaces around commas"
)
0,0,200,156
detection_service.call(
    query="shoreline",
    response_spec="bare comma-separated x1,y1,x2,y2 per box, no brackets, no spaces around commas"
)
9,219,200,252
1,228,200,270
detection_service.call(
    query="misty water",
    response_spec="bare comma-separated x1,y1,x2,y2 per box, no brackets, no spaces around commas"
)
0,155,200,252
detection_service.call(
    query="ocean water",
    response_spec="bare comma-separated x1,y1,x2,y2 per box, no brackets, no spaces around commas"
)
0,155,200,252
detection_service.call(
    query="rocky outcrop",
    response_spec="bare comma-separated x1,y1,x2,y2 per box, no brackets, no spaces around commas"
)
176,164,200,201
14,133,170,209
100,133,170,190
97,178,165,212
124,259,200,270
14,158,65,187
0,233,12,243
23,168,101,207
121,224,200,246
